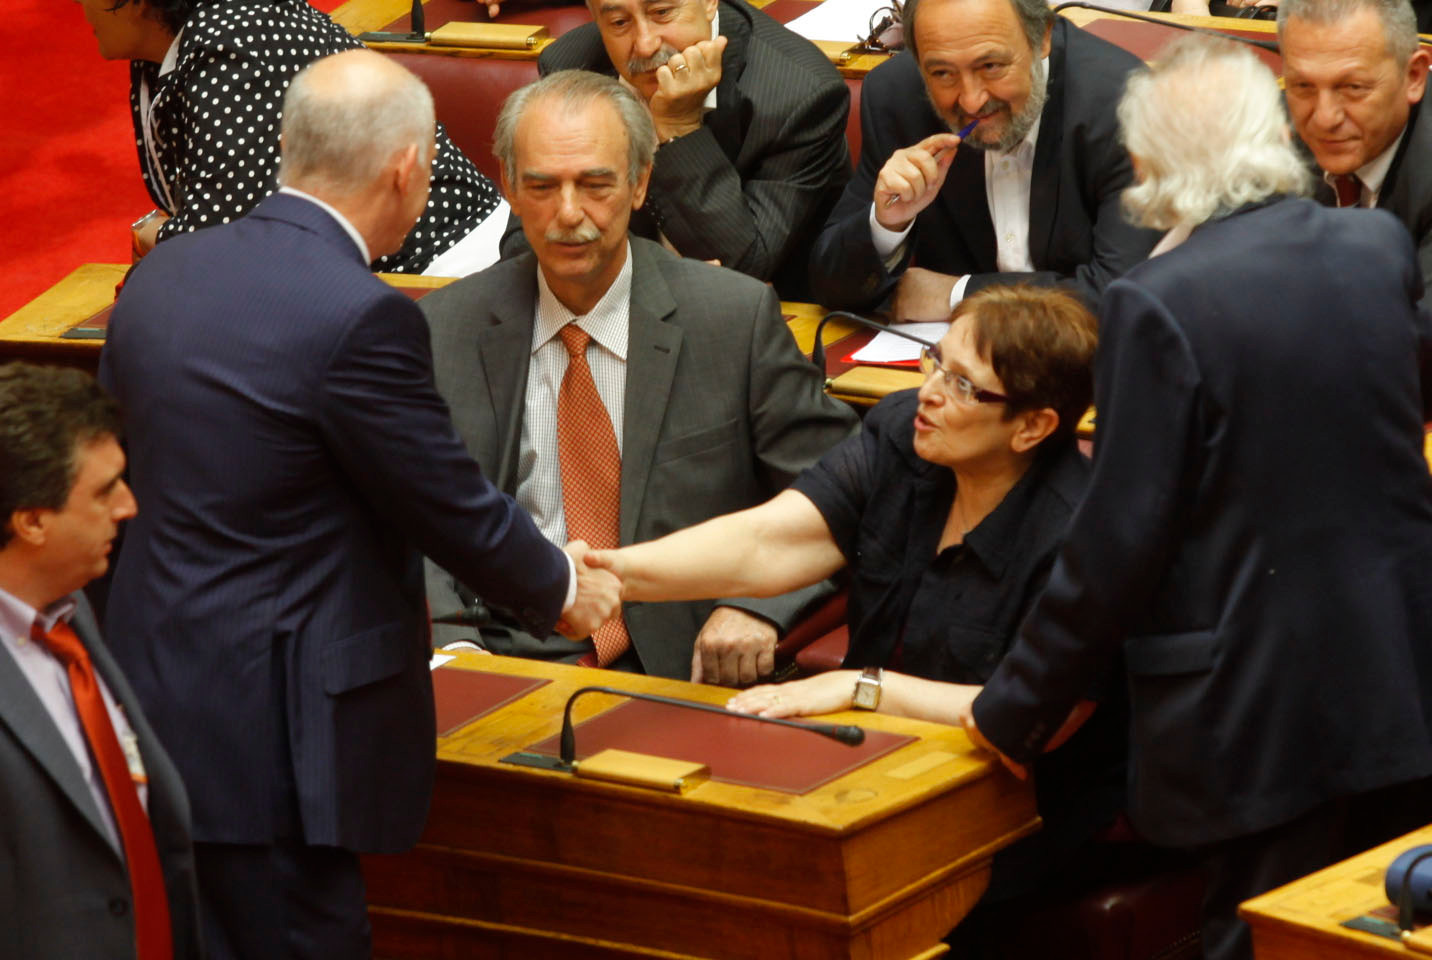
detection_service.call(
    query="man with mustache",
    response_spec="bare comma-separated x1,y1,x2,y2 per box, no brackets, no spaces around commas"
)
423,71,858,683
811,0,1160,316
525,0,851,300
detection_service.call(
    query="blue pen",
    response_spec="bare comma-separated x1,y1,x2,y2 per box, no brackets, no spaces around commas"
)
884,116,980,208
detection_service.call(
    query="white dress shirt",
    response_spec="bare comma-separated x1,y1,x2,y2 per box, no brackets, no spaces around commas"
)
1323,128,1405,209
516,243,634,547
0,586,148,853
869,58,1049,309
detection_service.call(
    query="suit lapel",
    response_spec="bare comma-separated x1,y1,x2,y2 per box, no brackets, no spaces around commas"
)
1379,93,1425,213
703,0,752,161
620,243,683,545
478,263,539,492
1026,20,1068,270
0,618,119,856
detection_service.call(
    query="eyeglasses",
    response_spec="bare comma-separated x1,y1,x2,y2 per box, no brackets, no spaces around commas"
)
918,345,1008,406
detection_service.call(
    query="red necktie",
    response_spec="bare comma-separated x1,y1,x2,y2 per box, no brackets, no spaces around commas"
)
556,323,631,666
34,620,173,960
1333,173,1363,208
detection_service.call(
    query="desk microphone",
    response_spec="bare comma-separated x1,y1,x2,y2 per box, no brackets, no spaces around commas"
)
809,311,940,376
1050,3,1281,48
357,0,427,43
1387,844,1432,934
559,685,865,765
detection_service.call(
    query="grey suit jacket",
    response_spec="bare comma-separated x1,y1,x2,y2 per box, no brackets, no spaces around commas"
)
422,238,859,679
0,594,201,958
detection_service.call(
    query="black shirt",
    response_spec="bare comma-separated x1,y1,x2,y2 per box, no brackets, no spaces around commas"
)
793,389,1125,899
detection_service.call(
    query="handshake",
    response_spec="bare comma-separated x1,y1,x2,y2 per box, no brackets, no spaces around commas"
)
553,540,628,639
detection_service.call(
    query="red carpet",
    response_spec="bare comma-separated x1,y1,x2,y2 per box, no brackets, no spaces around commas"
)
0,0,342,320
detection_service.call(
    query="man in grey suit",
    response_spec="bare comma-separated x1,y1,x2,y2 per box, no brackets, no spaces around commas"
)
527,0,851,301
424,71,857,684
1279,0,1432,303
0,362,201,959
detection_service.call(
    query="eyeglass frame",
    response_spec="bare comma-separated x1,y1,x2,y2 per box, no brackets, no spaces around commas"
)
918,343,1009,406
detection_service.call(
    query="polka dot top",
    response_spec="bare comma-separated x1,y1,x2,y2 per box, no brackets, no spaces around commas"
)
128,0,502,273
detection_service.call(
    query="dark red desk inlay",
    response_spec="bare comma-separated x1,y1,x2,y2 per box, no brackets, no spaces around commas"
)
432,665,550,736
528,698,915,794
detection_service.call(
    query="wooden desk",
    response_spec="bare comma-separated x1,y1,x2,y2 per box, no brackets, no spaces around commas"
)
1240,824,1432,960
0,264,918,405
363,653,1039,959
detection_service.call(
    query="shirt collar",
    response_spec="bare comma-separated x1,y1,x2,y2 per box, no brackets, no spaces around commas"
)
158,28,183,77
1322,127,1405,203
277,186,372,264
959,441,1072,577
533,241,633,361
0,585,76,641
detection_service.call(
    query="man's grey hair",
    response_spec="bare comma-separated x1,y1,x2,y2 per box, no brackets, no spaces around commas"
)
492,70,656,187
903,0,1055,64
278,50,436,195
1119,35,1311,231
1277,0,1419,68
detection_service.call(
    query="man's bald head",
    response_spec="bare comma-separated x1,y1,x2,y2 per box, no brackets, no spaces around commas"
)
279,49,436,197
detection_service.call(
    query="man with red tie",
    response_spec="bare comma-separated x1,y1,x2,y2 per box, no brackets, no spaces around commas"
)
0,361,201,959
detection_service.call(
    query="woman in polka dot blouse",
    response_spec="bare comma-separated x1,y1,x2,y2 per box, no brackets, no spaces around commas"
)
81,0,504,273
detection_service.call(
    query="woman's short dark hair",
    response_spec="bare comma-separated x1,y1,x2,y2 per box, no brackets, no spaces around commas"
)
109,0,195,37
0,363,122,548
954,285,1098,446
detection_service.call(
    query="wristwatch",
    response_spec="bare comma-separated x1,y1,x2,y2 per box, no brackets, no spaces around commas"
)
852,666,883,711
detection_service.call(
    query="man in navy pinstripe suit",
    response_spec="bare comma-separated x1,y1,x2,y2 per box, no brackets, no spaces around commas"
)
98,50,620,960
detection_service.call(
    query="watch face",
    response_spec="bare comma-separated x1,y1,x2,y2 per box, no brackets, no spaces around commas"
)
853,678,879,710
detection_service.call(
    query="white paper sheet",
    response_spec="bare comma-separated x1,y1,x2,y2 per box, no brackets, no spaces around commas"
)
850,321,950,363
785,0,887,44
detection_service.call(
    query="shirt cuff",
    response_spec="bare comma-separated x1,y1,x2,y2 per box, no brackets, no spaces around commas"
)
869,203,914,267
560,552,578,614
948,274,972,311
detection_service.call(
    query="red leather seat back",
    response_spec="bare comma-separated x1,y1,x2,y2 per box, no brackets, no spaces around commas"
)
385,53,540,183
844,75,863,167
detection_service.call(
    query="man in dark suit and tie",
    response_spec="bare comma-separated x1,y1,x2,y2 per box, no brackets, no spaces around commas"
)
528,0,851,300
423,70,857,684
0,362,201,959
1279,0,1432,302
99,50,620,960
961,37,1432,960
811,0,1159,316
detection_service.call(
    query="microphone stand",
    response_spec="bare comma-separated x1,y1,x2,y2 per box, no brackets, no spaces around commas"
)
358,0,428,44
810,310,939,377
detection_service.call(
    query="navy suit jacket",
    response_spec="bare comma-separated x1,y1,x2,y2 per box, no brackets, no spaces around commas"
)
973,198,1432,847
0,595,201,958
99,192,569,852
810,18,1159,311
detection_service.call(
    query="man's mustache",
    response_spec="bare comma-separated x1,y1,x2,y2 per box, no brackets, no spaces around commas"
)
629,44,679,75
546,222,603,244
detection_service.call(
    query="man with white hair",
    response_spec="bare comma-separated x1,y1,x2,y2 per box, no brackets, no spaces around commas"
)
99,50,620,959
1279,0,1432,301
961,35,1432,960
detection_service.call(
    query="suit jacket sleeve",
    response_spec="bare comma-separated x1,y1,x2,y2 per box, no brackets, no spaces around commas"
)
650,79,850,283
318,290,569,637
972,278,1202,762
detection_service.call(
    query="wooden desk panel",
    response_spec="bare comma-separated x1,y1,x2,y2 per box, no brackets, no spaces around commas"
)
364,653,1039,959
1241,824,1432,960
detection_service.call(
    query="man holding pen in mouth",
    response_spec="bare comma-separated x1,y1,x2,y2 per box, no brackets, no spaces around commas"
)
810,0,1160,317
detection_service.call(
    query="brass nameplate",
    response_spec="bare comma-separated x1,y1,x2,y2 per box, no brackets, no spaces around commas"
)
428,22,549,50
574,748,710,793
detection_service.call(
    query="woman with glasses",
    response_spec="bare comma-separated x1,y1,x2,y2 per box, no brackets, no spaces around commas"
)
589,283,1129,944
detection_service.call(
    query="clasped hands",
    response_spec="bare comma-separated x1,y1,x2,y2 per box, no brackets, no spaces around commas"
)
554,540,623,640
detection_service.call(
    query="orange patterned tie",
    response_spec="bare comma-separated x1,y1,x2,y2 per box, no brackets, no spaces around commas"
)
34,619,172,960
556,323,630,666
